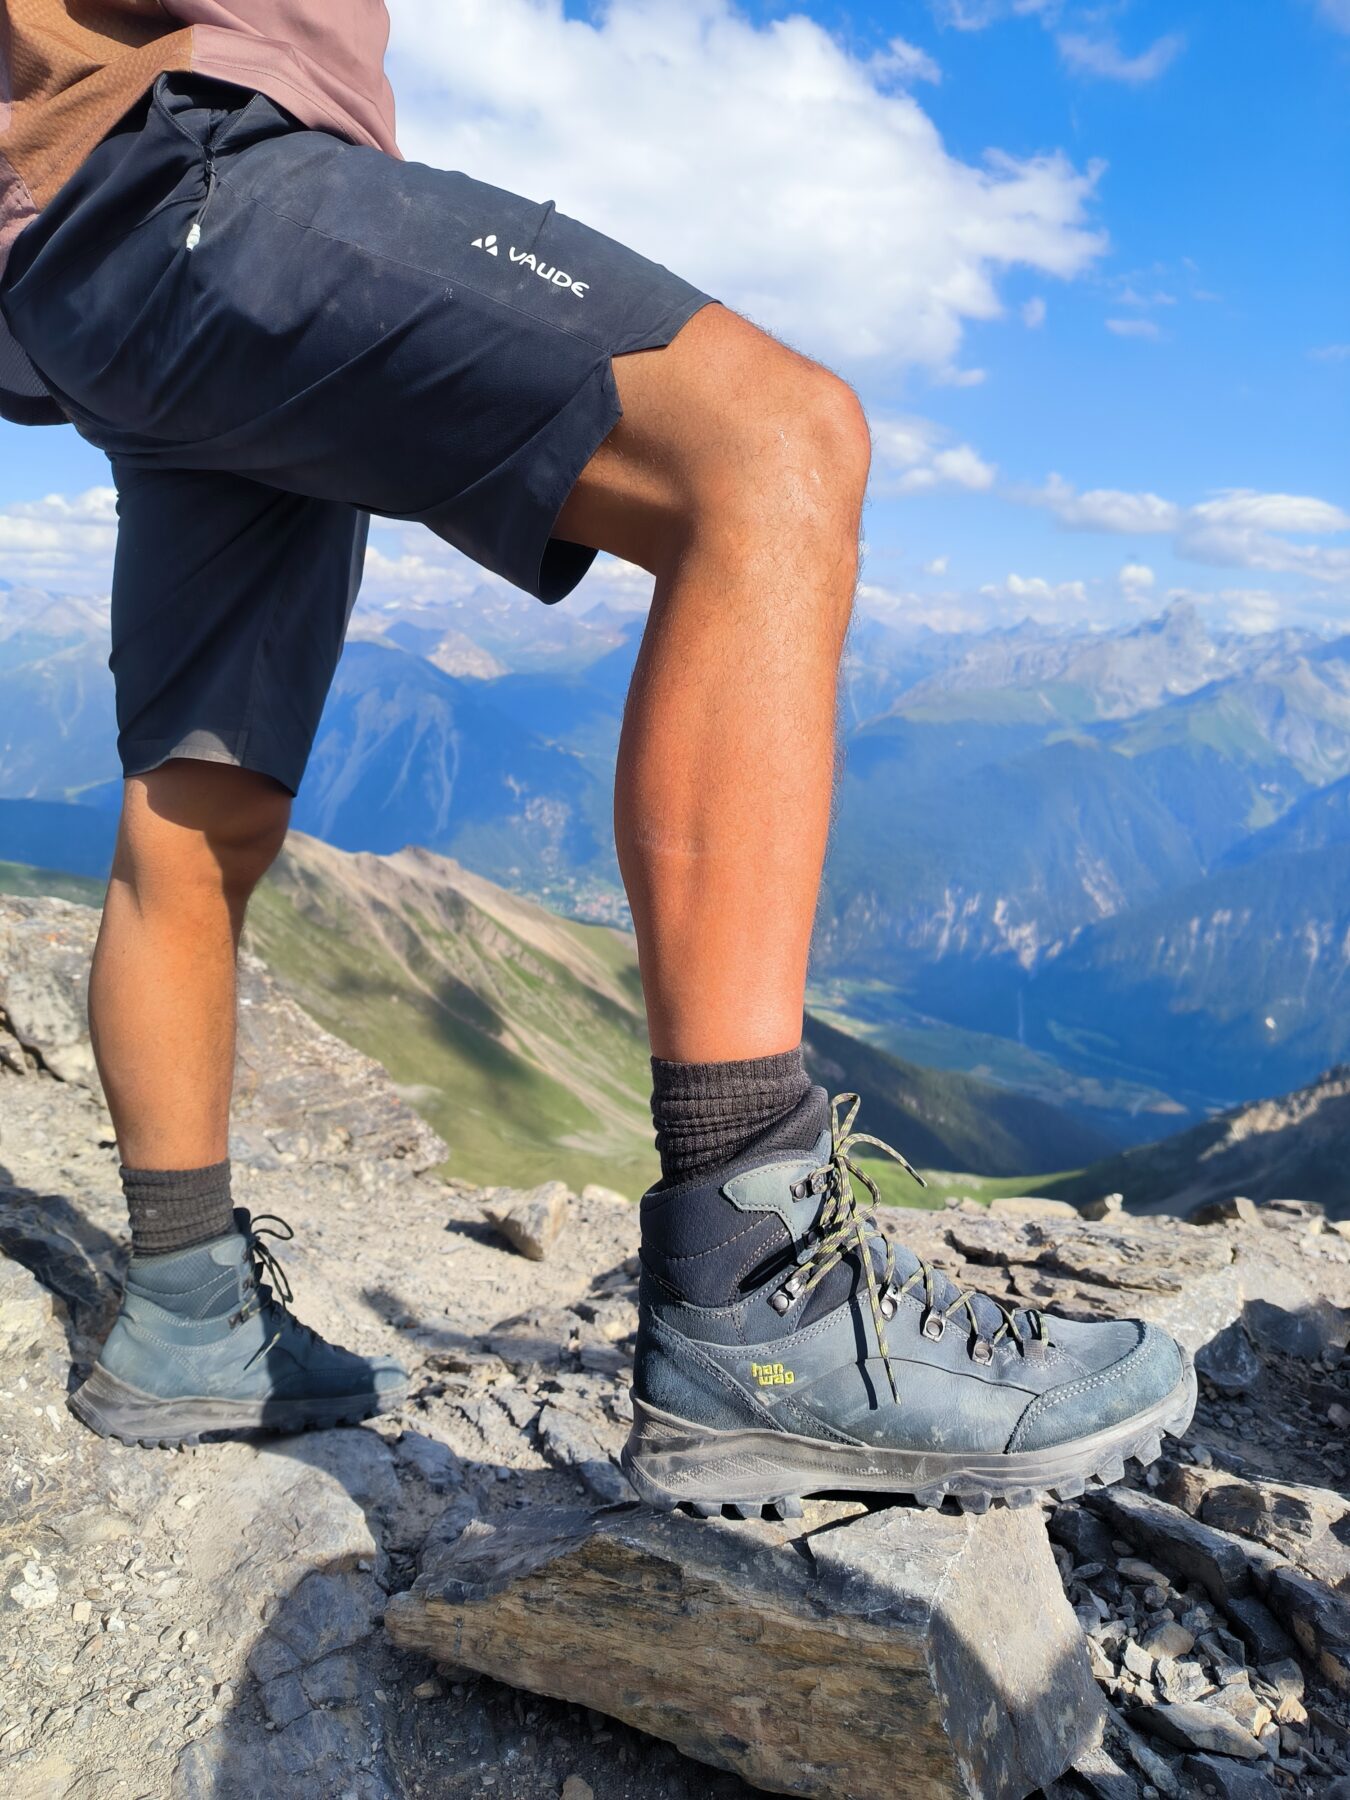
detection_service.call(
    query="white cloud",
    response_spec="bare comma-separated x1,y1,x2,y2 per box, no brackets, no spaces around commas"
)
922,555,951,575
871,415,997,492
0,486,118,588
934,0,1057,28
1106,317,1161,339
1030,478,1350,582
1310,343,1350,362
934,2,1183,82
979,571,1089,614
1021,296,1047,328
1057,30,1184,83
1034,475,1180,534
1119,561,1155,600
870,36,942,85
388,0,1105,367
1177,491,1350,578
1313,0,1350,31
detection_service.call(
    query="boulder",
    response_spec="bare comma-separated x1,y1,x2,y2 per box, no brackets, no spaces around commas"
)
1195,1321,1263,1396
1131,1698,1265,1759
482,1180,571,1260
387,1500,1106,1800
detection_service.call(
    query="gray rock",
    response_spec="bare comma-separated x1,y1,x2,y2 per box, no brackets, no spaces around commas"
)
1085,1488,1252,1605
1122,1639,1155,1678
1208,1679,1272,1736
1258,1560,1350,1693
0,1255,54,1361
1193,1197,1262,1228
1141,1621,1195,1660
300,1654,364,1706
1244,1295,1350,1363
247,1572,383,1686
1221,1595,1298,1665
1198,1473,1347,1562
1156,1657,1209,1704
261,1671,311,1728
387,1501,1106,1800
535,1400,632,1504
1050,1504,1119,1568
482,1181,571,1261
1195,1321,1263,1396
0,898,101,1085
394,1430,463,1492
1180,1753,1278,1798
1133,1698,1266,1759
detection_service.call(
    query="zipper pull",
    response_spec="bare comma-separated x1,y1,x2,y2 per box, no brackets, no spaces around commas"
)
185,149,219,251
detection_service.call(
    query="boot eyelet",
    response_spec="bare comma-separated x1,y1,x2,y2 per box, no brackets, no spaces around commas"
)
920,1308,945,1342
769,1290,792,1315
879,1295,896,1321
970,1337,993,1365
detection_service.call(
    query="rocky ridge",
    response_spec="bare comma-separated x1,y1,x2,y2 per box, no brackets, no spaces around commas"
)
0,893,1347,1799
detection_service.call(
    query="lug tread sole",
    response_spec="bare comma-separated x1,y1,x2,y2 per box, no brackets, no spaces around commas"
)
68,1365,406,1448
623,1356,1196,1519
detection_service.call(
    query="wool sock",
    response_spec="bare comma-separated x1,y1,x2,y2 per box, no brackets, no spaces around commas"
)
122,1160,235,1258
650,1046,824,1186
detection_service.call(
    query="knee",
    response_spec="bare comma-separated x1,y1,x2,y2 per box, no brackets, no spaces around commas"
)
206,793,291,903
118,762,291,908
792,363,872,506
698,349,871,535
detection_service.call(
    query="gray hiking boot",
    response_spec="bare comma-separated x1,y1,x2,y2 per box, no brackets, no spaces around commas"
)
622,1091,1196,1516
70,1209,408,1447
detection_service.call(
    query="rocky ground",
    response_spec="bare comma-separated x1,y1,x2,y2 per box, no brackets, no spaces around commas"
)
1,894,1349,1800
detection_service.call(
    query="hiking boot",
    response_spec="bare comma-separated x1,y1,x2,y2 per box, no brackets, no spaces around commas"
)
69,1209,408,1446
622,1091,1196,1516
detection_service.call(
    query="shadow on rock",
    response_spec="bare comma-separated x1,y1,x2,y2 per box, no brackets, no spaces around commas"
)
0,1176,124,1383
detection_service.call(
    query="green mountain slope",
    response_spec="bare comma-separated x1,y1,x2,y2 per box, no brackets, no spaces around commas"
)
0,842,1156,1197
250,836,1121,1196
1036,1064,1350,1220
245,834,656,1195
801,1014,1117,1195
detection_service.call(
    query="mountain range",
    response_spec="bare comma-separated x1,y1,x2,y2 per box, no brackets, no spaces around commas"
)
6,578,1350,1153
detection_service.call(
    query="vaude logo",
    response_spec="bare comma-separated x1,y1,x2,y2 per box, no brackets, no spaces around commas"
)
470,233,589,298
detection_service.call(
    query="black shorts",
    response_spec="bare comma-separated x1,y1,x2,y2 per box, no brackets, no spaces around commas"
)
1,74,714,794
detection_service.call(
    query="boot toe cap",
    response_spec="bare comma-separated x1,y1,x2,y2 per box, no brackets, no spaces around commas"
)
1007,1320,1187,1453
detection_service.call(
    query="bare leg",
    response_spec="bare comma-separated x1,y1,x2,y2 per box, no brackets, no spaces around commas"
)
554,304,870,1061
88,762,292,1169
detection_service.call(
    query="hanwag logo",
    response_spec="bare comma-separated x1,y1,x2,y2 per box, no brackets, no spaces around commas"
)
750,1361,795,1388
471,232,590,298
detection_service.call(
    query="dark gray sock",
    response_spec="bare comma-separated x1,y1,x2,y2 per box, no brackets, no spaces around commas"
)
122,1161,235,1257
650,1046,822,1185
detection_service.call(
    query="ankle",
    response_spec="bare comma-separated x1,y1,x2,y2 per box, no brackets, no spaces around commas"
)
650,1047,824,1185
123,1161,235,1257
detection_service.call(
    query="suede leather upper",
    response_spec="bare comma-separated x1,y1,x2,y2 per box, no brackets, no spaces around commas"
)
636,1111,1185,1458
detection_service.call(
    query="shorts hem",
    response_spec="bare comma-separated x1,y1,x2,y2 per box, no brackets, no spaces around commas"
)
120,731,305,797
419,290,717,605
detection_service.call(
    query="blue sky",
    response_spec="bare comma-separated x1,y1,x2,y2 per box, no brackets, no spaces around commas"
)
4,0,1346,632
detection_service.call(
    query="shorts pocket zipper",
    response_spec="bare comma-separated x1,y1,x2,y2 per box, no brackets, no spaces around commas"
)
185,148,219,251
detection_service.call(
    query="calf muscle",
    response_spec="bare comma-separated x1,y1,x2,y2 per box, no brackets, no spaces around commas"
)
89,763,290,1169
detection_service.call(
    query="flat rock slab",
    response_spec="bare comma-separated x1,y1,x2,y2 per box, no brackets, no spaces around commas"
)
386,1499,1105,1800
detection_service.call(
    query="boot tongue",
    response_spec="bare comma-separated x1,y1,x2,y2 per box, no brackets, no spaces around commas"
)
745,1084,830,1161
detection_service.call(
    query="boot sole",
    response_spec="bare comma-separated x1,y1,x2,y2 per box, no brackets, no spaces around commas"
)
68,1363,407,1448
621,1351,1196,1519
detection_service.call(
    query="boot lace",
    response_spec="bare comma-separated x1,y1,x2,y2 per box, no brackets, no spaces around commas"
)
230,1214,321,1367
773,1093,1043,1401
